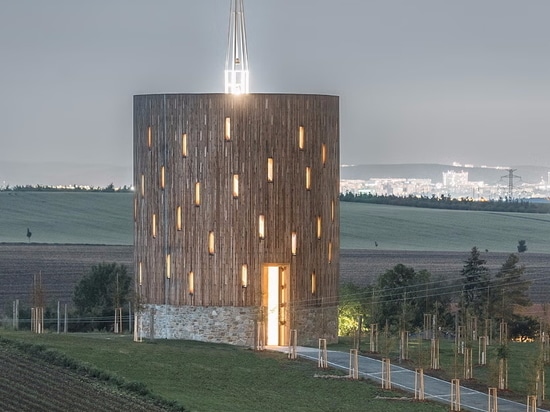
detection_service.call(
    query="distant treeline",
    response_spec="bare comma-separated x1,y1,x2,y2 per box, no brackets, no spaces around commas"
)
340,192,550,213
1,183,132,193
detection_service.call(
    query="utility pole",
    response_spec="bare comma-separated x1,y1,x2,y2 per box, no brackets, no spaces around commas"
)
501,169,521,200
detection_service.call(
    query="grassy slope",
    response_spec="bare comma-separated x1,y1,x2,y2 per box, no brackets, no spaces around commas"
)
0,331,446,412
0,192,133,244
1,191,549,253
340,202,550,253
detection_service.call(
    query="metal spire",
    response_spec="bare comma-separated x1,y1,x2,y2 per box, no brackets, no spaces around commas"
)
225,0,249,94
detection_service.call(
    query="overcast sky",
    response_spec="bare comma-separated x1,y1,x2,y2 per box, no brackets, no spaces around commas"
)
1,0,549,186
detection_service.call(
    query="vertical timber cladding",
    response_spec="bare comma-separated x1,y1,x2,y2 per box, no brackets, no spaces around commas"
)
134,93,340,340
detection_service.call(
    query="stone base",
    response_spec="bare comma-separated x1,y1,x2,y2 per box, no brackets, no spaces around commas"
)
136,304,338,347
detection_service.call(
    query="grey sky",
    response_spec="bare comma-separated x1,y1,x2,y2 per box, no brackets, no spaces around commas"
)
1,0,549,186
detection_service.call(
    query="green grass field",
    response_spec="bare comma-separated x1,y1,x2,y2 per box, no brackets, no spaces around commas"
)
0,331,448,412
1,191,549,253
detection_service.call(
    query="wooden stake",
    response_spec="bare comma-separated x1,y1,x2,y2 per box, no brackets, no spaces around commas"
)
349,349,358,379
488,387,498,412
498,358,508,390
450,379,461,411
527,395,537,411
288,329,297,360
430,338,440,370
369,323,378,353
256,321,265,351
464,347,473,379
414,368,424,400
318,338,328,369
382,358,391,389
479,336,487,365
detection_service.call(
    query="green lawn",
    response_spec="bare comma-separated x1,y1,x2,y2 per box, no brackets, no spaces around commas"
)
0,331,447,412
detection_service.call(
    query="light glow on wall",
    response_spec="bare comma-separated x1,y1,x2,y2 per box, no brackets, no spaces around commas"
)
305,167,311,190
316,216,322,239
141,174,145,197
176,206,182,231
225,117,231,141
291,231,297,255
259,214,265,239
321,143,327,165
267,157,274,182
241,264,248,288
208,231,215,255
195,182,201,206
139,261,143,286
331,200,335,222
328,242,332,263
188,271,194,295
233,174,239,198
181,133,188,157
311,272,316,295
152,213,157,238
147,126,152,148
160,166,165,189
298,126,305,150
166,254,171,279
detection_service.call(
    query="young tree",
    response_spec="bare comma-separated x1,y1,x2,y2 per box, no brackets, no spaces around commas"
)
73,262,131,331
517,239,527,253
490,253,531,322
373,264,446,330
460,247,490,319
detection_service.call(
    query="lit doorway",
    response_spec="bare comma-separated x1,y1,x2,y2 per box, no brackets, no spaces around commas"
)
263,264,289,346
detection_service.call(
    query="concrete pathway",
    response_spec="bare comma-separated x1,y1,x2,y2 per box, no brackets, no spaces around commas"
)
267,346,548,412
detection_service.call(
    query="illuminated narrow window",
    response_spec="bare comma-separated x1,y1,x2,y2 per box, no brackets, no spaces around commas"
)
224,117,231,141
166,254,171,279
176,206,182,231
181,133,188,157
147,126,152,149
259,215,265,239
328,242,333,263
305,167,311,190
291,231,297,256
152,213,157,238
160,166,165,189
331,200,335,222
195,182,201,206
321,143,327,166
316,216,322,239
232,174,239,198
311,272,316,295
188,271,194,295
267,157,274,182
298,126,305,150
138,262,143,286
241,264,248,288
140,174,145,197
208,231,215,255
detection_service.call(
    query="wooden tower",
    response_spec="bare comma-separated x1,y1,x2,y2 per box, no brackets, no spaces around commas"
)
133,1,339,346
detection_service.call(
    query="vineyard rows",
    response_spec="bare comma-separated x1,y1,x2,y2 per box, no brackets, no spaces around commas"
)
0,342,177,412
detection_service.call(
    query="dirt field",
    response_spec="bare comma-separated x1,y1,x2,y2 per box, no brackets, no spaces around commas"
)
0,243,548,315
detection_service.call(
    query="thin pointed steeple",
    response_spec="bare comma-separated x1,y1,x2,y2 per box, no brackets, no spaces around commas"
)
225,0,249,94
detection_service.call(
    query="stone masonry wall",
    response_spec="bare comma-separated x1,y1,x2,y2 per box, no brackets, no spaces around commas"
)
137,304,259,347
293,306,339,346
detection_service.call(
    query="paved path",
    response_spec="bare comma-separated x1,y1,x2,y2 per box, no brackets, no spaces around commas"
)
267,346,548,412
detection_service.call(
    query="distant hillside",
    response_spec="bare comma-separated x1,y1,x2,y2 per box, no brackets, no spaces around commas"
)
341,163,550,185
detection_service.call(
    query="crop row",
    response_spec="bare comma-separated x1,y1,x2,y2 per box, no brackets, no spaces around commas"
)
0,344,173,412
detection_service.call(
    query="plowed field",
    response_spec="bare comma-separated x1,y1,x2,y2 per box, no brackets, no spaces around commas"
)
0,340,176,412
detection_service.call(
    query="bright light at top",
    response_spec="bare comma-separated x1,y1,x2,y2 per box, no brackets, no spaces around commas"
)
225,0,249,94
